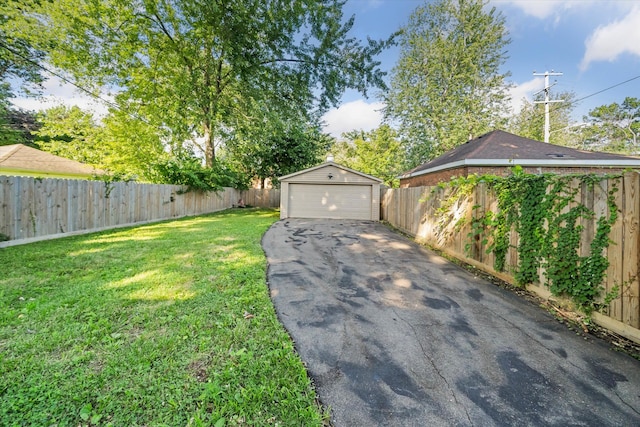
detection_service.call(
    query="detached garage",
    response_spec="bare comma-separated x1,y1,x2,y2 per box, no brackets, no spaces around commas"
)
279,161,382,220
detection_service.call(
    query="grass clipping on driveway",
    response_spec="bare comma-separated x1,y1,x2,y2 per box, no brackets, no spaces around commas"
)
0,209,324,426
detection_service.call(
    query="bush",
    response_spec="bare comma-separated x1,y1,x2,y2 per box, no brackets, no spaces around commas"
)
154,153,249,192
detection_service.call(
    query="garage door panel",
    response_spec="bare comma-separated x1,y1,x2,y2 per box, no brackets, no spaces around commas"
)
288,184,371,220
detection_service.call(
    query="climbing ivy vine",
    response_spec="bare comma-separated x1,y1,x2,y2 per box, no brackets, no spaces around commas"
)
436,167,621,314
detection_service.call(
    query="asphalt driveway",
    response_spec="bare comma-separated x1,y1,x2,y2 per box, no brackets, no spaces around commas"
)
262,219,640,426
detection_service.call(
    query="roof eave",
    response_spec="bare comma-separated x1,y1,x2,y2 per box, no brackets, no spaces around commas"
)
280,161,383,183
400,159,640,179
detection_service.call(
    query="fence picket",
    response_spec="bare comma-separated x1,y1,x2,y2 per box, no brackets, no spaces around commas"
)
623,173,640,328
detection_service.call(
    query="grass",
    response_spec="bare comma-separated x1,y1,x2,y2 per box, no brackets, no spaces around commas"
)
0,208,325,426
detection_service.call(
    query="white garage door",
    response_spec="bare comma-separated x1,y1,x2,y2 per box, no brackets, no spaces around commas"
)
288,184,372,220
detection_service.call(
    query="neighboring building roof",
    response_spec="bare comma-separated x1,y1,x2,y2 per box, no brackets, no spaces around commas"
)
0,144,102,179
280,161,383,183
401,130,640,179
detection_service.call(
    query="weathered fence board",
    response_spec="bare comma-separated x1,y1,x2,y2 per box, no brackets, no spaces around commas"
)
623,173,640,328
381,172,640,342
0,176,280,245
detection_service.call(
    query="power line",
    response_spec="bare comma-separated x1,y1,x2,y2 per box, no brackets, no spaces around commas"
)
572,74,640,105
531,74,640,124
0,40,151,125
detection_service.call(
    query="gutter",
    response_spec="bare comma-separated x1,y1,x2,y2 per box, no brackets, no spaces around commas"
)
400,158,640,179
0,168,96,180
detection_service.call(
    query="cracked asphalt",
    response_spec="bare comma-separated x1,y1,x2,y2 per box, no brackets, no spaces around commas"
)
262,219,640,426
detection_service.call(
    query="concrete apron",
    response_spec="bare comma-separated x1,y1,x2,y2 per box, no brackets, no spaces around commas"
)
262,219,640,427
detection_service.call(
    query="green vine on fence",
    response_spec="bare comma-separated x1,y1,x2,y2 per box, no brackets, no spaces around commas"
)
436,167,622,314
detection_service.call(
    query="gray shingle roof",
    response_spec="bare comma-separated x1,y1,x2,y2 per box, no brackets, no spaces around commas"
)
402,130,640,178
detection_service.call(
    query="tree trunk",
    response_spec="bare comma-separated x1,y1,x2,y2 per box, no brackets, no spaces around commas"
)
628,123,638,147
203,122,215,167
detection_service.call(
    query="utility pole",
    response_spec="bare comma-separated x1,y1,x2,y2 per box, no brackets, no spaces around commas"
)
533,70,564,143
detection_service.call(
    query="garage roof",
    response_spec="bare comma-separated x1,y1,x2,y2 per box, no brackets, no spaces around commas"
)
280,161,382,183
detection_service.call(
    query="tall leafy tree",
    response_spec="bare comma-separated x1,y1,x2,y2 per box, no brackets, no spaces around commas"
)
579,97,640,153
227,103,332,187
385,0,511,167
20,0,391,166
332,125,403,187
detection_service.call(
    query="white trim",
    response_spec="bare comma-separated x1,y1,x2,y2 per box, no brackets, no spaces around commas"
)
280,161,382,183
401,158,640,179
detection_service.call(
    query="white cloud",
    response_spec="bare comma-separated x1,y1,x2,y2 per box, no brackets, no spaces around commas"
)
508,77,544,114
10,75,112,117
322,100,384,138
580,6,640,70
495,0,578,19
501,1,558,19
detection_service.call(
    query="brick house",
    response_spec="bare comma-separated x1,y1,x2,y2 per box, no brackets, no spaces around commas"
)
399,130,640,188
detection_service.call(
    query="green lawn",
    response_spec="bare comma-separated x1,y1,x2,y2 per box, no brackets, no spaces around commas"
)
0,208,325,426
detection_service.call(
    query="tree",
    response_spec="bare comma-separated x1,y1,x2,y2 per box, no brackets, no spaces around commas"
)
97,110,169,181
20,0,391,166
0,104,40,147
331,125,403,187
153,149,248,191
0,0,45,93
0,84,29,146
579,97,640,153
226,101,332,188
33,105,103,165
0,0,46,145
0,88,24,146
508,91,580,147
384,0,511,167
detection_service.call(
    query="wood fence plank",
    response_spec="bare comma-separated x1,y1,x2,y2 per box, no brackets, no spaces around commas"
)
36,179,49,237
580,181,594,259
488,189,498,274
623,173,640,328
0,177,8,239
593,179,611,312
606,176,624,321
473,183,484,264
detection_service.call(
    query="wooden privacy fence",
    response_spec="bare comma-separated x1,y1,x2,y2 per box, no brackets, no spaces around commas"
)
0,176,280,245
239,188,281,208
381,172,640,343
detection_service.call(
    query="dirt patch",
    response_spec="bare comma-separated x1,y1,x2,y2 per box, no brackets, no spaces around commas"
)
188,358,210,382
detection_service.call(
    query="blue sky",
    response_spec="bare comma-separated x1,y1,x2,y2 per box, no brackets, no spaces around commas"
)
12,0,640,140
322,0,640,137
